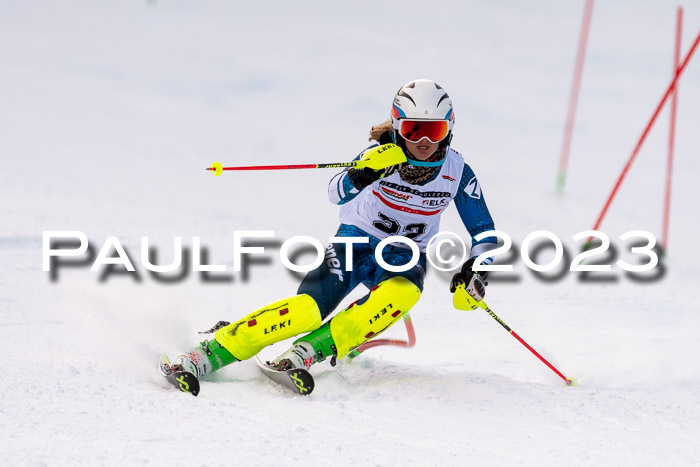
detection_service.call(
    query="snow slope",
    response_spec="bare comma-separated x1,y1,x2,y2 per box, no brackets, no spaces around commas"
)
2,1,700,465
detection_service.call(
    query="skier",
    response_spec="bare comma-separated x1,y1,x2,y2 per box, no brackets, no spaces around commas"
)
161,79,497,390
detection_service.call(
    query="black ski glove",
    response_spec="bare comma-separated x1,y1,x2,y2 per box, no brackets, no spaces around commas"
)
348,167,384,190
449,258,489,293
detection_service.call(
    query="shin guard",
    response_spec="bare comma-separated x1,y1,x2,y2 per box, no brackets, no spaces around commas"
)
330,276,421,358
214,294,322,360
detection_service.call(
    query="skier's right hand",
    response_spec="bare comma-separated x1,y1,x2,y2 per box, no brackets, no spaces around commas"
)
348,143,407,190
348,167,384,190
354,143,407,171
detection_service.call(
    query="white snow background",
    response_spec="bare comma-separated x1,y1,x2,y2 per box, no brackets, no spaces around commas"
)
1,1,700,465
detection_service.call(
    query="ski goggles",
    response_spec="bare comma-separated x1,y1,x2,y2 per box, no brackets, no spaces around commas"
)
395,119,450,143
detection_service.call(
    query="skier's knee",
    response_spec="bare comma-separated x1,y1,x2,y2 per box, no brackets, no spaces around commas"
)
330,276,421,358
214,294,322,360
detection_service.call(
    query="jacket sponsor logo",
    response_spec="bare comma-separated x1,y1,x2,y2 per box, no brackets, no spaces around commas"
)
325,244,344,282
379,180,451,199
442,175,455,182
465,176,482,199
422,198,449,207
380,186,411,201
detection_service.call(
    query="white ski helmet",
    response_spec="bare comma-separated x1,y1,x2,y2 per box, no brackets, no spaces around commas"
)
391,79,454,167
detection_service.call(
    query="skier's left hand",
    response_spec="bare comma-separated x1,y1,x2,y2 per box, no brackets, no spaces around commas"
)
450,259,487,310
450,258,488,291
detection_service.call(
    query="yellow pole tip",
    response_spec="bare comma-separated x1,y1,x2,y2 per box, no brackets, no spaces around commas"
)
566,377,577,387
210,162,223,176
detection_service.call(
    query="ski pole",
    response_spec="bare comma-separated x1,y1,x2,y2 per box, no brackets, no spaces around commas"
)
478,301,576,386
206,143,408,176
207,161,356,175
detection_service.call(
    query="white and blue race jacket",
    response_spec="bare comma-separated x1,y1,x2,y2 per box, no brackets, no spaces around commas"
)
328,145,497,261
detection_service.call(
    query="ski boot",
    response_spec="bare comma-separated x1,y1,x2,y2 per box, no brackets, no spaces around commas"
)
160,338,237,396
159,353,201,396
258,332,333,396
269,321,338,370
170,348,210,379
269,341,317,370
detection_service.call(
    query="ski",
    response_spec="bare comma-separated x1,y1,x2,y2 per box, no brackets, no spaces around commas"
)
254,356,315,396
159,353,200,397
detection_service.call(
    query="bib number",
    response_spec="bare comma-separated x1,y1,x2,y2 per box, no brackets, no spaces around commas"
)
372,212,426,241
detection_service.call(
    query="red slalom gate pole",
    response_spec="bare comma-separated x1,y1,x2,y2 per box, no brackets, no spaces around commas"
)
479,301,574,386
347,314,416,359
586,30,700,249
557,0,595,194
663,8,683,253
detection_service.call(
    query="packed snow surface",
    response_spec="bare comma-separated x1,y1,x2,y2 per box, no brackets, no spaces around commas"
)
2,1,700,465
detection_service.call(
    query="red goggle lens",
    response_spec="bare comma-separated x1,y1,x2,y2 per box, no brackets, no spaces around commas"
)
399,120,449,143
